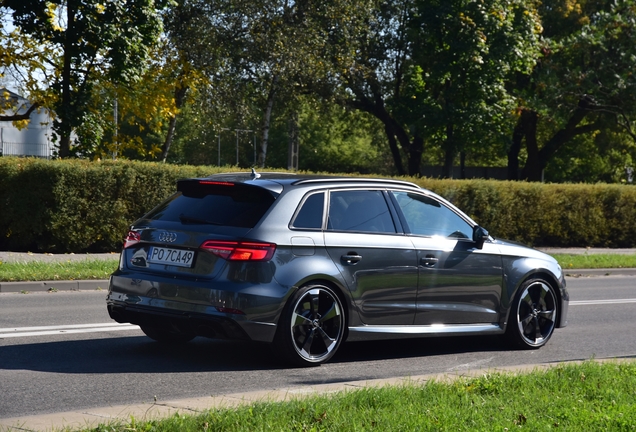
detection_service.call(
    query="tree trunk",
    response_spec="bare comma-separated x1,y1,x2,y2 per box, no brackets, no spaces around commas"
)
521,97,597,181
57,3,75,159
384,123,405,175
287,110,299,170
258,74,279,167
442,123,455,178
349,94,421,176
406,135,423,177
507,115,524,180
161,84,189,162
371,109,420,176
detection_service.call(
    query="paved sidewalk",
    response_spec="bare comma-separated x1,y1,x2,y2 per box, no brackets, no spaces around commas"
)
0,358,633,431
2,249,636,293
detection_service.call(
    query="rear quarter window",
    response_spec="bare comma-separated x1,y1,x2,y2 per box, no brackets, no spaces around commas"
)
291,192,325,229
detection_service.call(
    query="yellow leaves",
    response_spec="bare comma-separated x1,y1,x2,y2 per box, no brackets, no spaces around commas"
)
12,119,30,130
46,3,64,32
96,3,106,14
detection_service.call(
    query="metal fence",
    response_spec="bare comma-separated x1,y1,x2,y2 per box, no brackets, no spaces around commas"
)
0,141,53,159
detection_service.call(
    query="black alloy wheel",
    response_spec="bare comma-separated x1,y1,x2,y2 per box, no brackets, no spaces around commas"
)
275,284,345,366
507,278,557,349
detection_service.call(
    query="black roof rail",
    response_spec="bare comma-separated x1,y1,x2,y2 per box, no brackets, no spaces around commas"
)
292,177,420,188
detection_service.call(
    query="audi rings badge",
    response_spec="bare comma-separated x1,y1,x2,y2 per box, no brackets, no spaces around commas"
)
158,231,178,243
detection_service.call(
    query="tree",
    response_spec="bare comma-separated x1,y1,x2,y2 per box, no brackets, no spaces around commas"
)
510,0,636,181
317,0,541,177
222,0,366,167
0,8,53,123
3,0,167,157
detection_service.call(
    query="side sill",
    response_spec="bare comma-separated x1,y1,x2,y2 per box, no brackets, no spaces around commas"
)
346,323,503,341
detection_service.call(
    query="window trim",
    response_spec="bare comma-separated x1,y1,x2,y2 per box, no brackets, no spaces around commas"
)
325,188,401,234
289,191,327,231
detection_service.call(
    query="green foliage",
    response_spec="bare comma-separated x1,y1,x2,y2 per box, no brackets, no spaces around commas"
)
83,361,636,431
3,0,167,157
315,0,542,176
1,159,636,252
545,130,636,183
0,158,214,252
416,178,636,247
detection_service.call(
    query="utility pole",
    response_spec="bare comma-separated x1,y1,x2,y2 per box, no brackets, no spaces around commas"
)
235,129,253,166
217,128,230,166
113,98,118,160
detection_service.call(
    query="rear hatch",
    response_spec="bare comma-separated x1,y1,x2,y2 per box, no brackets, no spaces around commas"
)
121,179,278,279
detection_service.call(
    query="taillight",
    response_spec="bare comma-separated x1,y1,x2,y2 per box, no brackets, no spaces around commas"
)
200,240,276,261
198,180,234,186
123,231,141,249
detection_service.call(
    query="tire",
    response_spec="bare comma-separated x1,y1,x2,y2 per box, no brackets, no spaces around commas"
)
506,278,558,349
274,284,346,366
140,325,196,344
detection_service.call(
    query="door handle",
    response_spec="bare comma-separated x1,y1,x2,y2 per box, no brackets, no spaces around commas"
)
341,252,362,265
420,255,439,267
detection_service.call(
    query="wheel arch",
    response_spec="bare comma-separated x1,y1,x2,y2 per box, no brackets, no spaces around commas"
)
284,277,353,341
504,270,564,332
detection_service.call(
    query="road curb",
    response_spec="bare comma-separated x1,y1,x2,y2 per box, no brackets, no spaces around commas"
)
563,268,636,277
0,280,109,293
1,358,634,431
2,267,636,294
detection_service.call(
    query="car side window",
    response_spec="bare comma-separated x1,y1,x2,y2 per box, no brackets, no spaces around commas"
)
292,192,325,229
391,191,472,239
327,190,396,233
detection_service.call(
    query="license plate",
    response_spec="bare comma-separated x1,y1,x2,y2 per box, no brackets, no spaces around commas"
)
148,247,195,268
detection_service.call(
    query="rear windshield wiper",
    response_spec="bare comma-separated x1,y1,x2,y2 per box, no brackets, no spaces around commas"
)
179,214,223,225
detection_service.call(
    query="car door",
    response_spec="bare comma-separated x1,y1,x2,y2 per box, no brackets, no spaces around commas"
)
324,189,418,325
389,190,504,325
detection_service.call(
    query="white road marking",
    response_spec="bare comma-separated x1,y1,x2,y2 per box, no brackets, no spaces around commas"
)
570,298,636,306
3,298,634,339
0,323,139,338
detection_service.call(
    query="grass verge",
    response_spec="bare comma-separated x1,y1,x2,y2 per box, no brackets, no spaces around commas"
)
552,253,636,270
0,254,635,282
81,361,636,431
0,259,119,282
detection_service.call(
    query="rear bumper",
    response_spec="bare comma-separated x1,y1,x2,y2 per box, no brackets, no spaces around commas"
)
106,272,289,343
107,301,255,340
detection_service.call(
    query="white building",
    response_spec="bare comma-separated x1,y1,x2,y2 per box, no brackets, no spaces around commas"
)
0,88,54,158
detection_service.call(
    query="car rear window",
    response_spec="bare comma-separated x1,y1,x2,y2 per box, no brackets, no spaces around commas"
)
144,181,276,228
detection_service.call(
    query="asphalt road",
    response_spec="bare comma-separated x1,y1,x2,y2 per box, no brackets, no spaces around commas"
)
1,274,635,420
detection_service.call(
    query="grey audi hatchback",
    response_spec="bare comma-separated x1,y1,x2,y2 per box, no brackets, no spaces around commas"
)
107,171,568,366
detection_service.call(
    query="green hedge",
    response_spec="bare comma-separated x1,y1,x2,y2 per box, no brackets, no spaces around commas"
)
0,158,216,252
1,158,635,253
416,178,636,248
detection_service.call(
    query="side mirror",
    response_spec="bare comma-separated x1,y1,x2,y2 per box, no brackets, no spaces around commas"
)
472,225,489,249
